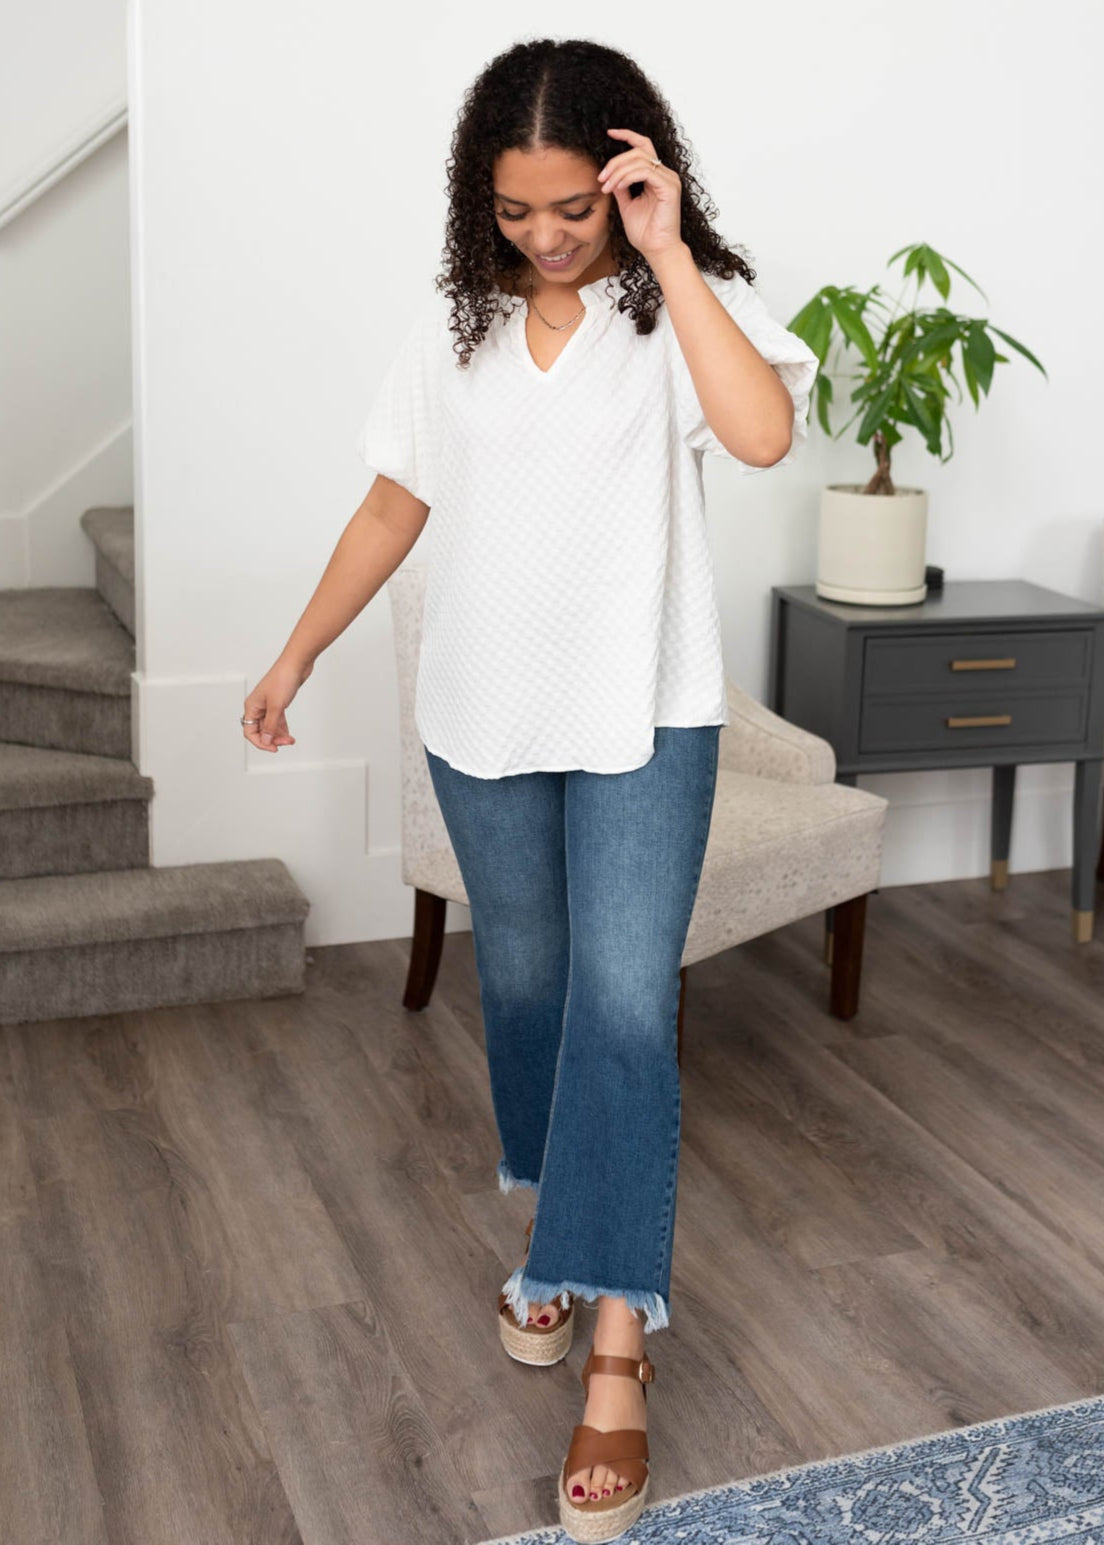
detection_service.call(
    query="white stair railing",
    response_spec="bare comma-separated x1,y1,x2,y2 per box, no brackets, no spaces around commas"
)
0,98,128,231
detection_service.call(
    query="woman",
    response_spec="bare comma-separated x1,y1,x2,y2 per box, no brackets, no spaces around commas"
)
243,36,817,1544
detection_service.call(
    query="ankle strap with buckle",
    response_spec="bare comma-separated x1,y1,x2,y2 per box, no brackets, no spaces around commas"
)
582,1350,656,1385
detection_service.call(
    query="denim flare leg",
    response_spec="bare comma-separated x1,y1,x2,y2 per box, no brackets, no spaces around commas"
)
424,724,721,1334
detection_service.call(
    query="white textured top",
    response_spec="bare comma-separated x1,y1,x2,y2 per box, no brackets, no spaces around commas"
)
357,268,819,778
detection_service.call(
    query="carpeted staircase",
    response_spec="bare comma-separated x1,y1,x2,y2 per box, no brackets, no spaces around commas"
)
0,506,310,1025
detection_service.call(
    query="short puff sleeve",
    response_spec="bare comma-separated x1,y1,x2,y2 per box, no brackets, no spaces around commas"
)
667,270,819,473
356,301,441,506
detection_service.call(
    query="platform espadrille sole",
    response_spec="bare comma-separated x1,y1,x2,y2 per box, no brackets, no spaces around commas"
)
557,1469,649,1543
497,1214,575,1365
498,1302,574,1364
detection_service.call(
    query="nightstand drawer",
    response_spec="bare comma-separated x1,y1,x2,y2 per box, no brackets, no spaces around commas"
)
863,629,1093,697
859,690,1089,753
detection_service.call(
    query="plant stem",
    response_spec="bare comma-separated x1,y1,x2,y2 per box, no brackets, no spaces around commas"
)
863,429,897,496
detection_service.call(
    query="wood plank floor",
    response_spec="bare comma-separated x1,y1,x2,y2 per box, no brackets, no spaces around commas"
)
2,866,1103,1544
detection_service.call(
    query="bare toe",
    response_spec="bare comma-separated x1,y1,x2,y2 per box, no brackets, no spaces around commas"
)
566,1465,591,1502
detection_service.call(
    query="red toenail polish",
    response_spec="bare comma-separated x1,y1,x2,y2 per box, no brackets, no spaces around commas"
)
572,1486,584,1498
616,1483,625,1491
589,1491,598,1499
602,1488,611,1496
537,1314,550,1324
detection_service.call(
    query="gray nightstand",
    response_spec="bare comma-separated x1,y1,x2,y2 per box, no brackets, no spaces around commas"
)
769,580,1104,942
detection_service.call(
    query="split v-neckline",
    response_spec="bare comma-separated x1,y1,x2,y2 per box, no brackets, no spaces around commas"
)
521,306,590,377
503,272,625,380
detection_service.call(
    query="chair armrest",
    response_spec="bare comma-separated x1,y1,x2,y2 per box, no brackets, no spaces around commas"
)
718,678,837,785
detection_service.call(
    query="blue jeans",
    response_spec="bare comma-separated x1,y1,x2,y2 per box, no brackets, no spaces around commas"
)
423,725,721,1334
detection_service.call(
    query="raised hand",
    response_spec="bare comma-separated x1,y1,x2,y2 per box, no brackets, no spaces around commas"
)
598,127,684,262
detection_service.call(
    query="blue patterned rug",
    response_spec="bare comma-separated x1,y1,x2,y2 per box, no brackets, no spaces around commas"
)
477,1392,1104,1544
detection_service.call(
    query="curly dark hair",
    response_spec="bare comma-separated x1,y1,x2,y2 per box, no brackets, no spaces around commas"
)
435,37,756,367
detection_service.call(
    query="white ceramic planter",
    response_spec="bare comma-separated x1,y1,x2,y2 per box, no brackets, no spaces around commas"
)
816,484,929,605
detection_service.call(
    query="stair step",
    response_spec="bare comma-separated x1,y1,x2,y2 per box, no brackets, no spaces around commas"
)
80,506,135,585
0,858,311,1025
0,740,152,808
0,587,133,694
80,506,135,637
0,587,134,757
0,741,154,879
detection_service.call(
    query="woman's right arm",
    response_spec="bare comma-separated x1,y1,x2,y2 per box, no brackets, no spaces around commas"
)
242,474,429,752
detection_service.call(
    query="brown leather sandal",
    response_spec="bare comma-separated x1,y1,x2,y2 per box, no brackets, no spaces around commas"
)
497,1216,575,1366
557,1344,655,1542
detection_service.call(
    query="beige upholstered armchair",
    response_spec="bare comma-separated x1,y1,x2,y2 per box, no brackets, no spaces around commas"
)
388,564,889,1048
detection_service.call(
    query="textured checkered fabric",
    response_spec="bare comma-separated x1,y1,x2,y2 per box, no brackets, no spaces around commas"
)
357,269,818,779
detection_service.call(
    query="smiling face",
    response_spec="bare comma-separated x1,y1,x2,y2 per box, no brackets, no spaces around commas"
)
492,144,618,291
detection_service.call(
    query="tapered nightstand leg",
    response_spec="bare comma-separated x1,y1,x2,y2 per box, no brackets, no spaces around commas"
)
991,764,1016,891
1072,758,1102,943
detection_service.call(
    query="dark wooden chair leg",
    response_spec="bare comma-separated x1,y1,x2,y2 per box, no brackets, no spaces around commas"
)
1096,785,1104,881
403,888,447,1010
829,892,868,1020
677,966,687,1067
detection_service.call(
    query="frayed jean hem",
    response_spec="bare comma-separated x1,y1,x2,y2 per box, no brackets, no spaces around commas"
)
496,1157,539,1195
500,1264,670,1335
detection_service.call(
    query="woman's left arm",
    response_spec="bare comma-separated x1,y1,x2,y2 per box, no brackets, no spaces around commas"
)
651,242,795,468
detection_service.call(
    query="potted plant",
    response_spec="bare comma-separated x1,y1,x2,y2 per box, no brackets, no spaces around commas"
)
787,242,1047,605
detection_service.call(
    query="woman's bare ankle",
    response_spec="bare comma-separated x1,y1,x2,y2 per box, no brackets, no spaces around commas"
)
593,1295,645,1350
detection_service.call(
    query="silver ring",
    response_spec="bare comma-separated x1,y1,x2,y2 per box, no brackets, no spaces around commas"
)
241,716,259,725
651,158,661,168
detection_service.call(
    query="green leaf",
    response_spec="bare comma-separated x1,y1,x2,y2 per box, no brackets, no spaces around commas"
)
888,243,923,276
960,347,980,408
855,379,897,444
899,320,963,366
815,375,833,436
917,360,950,412
924,247,951,300
808,302,834,362
989,326,1048,378
940,253,987,301
829,296,879,371
902,379,940,449
964,322,996,394
785,295,824,336
937,357,964,405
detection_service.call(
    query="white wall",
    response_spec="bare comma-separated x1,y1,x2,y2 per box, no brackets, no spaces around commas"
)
129,0,1102,943
0,0,126,203
0,0,132,585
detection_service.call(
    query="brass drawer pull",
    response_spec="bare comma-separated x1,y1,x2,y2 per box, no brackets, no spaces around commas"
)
950,657,1017,671
946,714,1013,728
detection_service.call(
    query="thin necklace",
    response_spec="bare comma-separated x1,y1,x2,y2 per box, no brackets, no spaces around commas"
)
526,262,586,331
